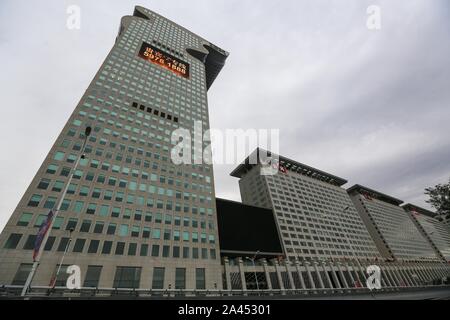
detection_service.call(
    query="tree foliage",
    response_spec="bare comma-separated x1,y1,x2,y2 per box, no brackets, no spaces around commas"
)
425,178,450,219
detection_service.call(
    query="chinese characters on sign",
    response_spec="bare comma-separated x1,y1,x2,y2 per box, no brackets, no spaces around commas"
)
138,42,189,79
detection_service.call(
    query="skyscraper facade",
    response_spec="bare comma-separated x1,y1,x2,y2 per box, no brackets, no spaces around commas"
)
226,149,450,290
232,149,381,262
348,185,439,262
228,149,386,290
0,6,228,290
403,203,450,262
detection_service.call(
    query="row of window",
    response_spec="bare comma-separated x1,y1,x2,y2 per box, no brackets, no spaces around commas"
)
4,233,217,259
131,101,178,123
28,190,213,216
18,209,214,230
16,213,216,241
46,159,212,195
12,264,206,290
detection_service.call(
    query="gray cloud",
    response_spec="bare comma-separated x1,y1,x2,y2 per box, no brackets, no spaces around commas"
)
0,0,449,231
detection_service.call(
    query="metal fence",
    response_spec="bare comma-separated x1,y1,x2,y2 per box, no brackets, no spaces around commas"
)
1,284,449,299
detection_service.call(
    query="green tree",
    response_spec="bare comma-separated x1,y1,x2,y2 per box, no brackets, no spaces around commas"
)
425,178,450,219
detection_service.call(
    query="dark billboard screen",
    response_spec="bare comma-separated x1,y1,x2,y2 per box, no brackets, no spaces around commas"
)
138,42,189,78
216,198,283,256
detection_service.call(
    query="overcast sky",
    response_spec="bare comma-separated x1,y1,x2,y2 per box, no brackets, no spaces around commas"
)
0,0,449,231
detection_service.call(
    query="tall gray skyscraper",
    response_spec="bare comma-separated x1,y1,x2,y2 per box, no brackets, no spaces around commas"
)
0,6,228,290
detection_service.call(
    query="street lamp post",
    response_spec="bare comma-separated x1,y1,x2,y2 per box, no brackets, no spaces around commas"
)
21,126,91,297
246,250,260,291
50,228,74,288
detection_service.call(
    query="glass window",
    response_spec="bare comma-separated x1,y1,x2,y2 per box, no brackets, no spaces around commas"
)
46,164,59,174
108,176,117,186
196,268,206,290
101,241,113,254
119,224,129,236
23,235,37,250
99,205,109,217
85,172,95,181
17,213,33,227
43,196,57,209
128,243,137,256
152,267,165,289
73,239,86,253
27,194,42,207
80,220,91,232
73,169,83,179
134,210,142,221
106,223,116,235
53,264,70,286
94,221,104,234
113,267,141,288
87,240,100,253
57,237,70,252
152,228,161,239
173,246,180,258
61,199,71,211
151,244,160,257
115,191,124,202
34,214,47,228
97,174,105,183
37,178,51,190
128,181,137,191
67,183,77,194
86,203,96,214
60,167,70,177
104,190,113,200
142,227,150,238
74,201,84,213
66,218,78,231
4,233,22,249
53,151,65,161
163,229,171,240
83,266,102,287
140,244,148,256
12,263,33,285
162,245,170,257
111,207,120,217
175,268,186,289
44,236,56,251
201,248,208,259
92,188,101,198
183,247,189,259
115,242,125,255
192,248,199,259
52,216,64,229
79,186,89,196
